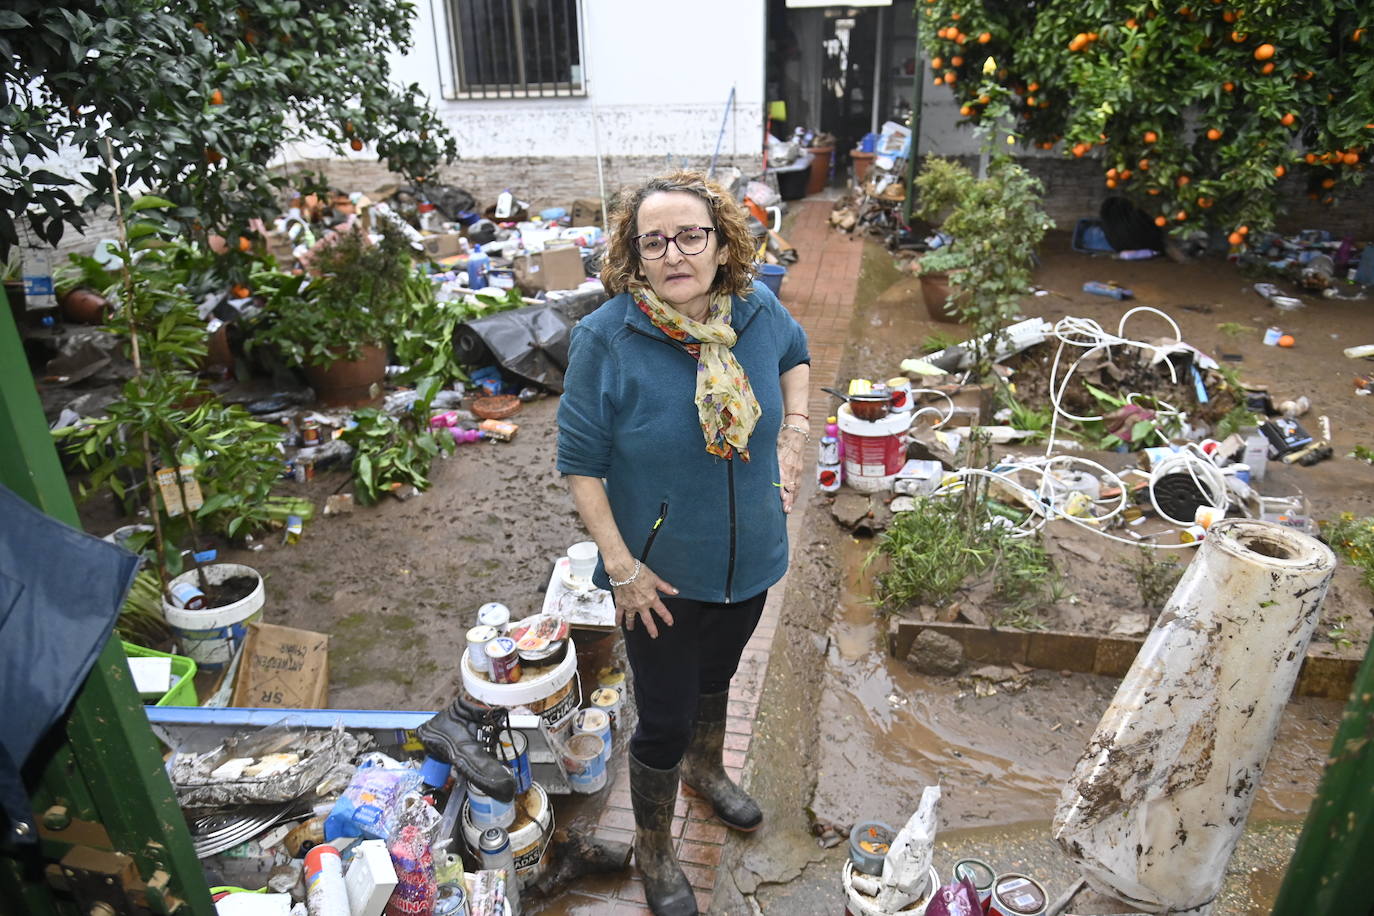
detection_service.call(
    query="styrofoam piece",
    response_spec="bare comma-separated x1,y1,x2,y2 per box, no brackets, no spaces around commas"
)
1053,519,1335,914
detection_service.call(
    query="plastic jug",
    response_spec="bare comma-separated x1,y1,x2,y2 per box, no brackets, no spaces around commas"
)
467,247,490,290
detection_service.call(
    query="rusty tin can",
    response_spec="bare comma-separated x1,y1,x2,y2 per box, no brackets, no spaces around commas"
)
988,873,1047,916
485,636,522,684
301,418,321,446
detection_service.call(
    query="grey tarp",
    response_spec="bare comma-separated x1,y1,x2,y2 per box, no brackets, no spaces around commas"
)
0,484,139,845
454,304,575,393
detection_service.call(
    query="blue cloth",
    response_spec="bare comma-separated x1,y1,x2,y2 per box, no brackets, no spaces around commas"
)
0,485,139,845
557,281,810,603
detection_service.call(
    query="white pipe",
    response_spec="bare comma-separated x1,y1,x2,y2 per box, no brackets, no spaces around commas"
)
1052,519,1336,914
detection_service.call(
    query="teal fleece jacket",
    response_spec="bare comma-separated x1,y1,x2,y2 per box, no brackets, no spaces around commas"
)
556,281,810,603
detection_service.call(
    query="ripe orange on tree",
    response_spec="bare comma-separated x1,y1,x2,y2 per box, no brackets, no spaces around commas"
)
1305,153,1317,164
1207,127,1223,140
1280,112,1295,126
1321,177,1336,188
1343,151,1360,165
943,71,957,84
1119,168,1133,180
1273,164,1286,177
237,235,252,252
1254,43,1275,60
1106,178,1118,188
1198,197,1214,208
1231,31,1247,43
1227,231,1243,245
350,137,364,151
232,284,251,298
951,55,964,67
1154,215,1168,227
1177,175,1190,186
210,89,224,105
1222,81,1235,91
978,32,992,44
932,56,944,69
955,32,968,44
1261,61,1275,74
960,105,973,116
1139,158,1150,170
1125,18,1138,29
1238,225,1249,235
1143,130,1158,143
1175,210,1188,221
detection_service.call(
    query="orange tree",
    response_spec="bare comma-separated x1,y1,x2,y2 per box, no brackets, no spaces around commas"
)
0,0,456,264
919,0,1373,240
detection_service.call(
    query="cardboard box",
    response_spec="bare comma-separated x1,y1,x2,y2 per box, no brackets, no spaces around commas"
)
514,244,586,292
420,233,465,259
230,622,329,709
570,198,604,226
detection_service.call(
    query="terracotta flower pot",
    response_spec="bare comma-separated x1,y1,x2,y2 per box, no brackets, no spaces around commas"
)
850,150,877,185
919,271,960,323
805,146,834,196
59,286,109,324
303,344,387,407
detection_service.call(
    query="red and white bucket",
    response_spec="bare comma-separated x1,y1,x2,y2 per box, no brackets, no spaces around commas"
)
837,404,911,492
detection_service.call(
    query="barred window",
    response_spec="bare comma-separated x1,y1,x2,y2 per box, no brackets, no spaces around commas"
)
447,0,585,98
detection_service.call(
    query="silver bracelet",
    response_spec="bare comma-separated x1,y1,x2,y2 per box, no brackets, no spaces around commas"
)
607,559,642,588
780,423,811,440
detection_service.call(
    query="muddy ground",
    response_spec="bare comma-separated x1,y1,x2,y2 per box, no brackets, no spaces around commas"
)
65,225,1374,912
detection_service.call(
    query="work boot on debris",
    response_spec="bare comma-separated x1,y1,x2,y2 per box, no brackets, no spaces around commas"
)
531,826,632,898
416,699,517,802
680,690,763,831
629,754,698,916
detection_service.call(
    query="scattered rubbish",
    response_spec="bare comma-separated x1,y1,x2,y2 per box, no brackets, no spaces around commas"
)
848,821,895,875
1054,520,1335,913
1254,282,1304,311
1262,326,1283,346
1344,344,1374,359
323,493,354,515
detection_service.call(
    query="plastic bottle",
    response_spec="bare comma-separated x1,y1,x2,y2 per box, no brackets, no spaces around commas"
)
1082,281,1133,299
303,845,350,916
495,190,514,220
467,246,490,290
479,827,521,914
1243,429,1270,482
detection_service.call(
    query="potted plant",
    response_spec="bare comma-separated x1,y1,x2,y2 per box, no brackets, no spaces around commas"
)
913,154,1053,361
56,196,284,666
249,220,417,406
53,252,117,324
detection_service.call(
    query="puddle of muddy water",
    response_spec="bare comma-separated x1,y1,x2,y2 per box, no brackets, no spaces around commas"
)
811,534,1341,832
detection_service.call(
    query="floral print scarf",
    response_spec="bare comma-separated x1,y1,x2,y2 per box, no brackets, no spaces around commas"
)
632,288,761,460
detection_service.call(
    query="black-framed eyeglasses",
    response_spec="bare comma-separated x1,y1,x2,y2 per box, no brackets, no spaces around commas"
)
633,227,715,260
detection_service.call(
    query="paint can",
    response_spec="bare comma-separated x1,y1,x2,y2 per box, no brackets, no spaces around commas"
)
573,707,612,768
462,782,553,889
886,377,913,413
817,462,842,493
818,434,840,466
495,728,532,795
432,882,467,916
301,418,322,446
952,858,995,912
478,602,511,632
590,686,622,730
486,636,522,684
988,874,1048,916
464,783,514,830
466,625,499,676
561,733,607,793
837,404,910,493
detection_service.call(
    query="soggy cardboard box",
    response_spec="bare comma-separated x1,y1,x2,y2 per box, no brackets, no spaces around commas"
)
570,198,604,226
421,233,465,259
230,622,329,709
514,244,586,292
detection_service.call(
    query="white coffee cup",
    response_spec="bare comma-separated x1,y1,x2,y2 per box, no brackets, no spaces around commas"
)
567,541,598,581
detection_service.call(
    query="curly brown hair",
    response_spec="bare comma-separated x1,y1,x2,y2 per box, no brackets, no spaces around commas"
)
600,170,757,298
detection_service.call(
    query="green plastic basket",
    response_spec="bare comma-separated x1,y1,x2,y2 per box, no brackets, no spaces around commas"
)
121,641,199,707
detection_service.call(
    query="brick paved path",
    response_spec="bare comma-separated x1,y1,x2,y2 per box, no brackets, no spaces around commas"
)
565,199,860,914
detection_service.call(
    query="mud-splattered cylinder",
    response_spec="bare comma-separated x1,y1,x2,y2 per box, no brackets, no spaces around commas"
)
1052,519,1335,915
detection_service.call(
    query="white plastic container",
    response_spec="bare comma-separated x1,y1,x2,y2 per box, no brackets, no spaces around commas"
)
161,563,265,672
462,639,580,740
837,404,914,493
1053,519,1335,914
841,862,939,916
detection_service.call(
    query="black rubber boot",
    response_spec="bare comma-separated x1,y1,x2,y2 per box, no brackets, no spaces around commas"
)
679,690,763,831
629,754,698,916
416,699,517,802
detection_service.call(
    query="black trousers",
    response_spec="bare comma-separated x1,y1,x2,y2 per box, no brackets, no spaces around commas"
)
621,590,768,770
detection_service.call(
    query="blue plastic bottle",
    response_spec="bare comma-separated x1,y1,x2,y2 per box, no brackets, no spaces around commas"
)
467,246,490,290
1082,281,1133,300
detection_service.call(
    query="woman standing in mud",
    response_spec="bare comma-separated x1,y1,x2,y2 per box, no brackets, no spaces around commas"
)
557,170,810,916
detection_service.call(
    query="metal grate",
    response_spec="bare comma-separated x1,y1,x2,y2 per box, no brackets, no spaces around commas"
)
447,0,585,98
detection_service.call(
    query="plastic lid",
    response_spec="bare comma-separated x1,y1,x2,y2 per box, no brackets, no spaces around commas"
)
420,755,452,788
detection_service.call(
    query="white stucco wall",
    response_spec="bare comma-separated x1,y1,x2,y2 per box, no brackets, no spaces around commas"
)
386,1,767,161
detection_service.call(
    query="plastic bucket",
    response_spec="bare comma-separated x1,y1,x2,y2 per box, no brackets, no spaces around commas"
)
462,782,553,888
842,861,939,916
837,404,912,493
561,733,607,794
758,264,787,298
462,638,581,741
161,563,265,672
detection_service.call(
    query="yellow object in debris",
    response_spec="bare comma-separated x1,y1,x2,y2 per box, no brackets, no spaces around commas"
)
848,378,874,396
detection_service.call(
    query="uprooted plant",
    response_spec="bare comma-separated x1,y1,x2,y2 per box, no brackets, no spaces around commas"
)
342,376,455,505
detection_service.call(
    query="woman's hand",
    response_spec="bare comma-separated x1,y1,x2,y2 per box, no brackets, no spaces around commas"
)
613,563,678,638
777,425,807,514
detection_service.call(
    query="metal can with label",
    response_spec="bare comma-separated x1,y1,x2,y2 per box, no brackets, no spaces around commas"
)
485,636,521,683
590,686,621,730
988,873,1047,916
168,581,207,610
477,602,511,632
887,376,913,412
466,625,498,676
301,418,322,446
817,461,842,493
952,858,995,912
433,882,468,916
495,728,532,794
818,434,840,466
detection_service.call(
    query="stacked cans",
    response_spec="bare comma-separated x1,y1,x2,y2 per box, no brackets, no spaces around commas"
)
817,433,842,493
